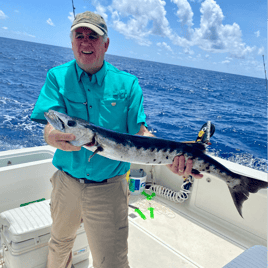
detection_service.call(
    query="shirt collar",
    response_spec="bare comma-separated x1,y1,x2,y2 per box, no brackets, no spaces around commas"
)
75,60,107,86
75,61,84,82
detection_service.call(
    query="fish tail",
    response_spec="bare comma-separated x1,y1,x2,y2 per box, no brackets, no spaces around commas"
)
228,175,267,218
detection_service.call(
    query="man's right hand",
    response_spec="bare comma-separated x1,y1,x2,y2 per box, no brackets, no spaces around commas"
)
44,123,81,152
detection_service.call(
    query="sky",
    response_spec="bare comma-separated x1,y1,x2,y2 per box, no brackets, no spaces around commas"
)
0,0,266,78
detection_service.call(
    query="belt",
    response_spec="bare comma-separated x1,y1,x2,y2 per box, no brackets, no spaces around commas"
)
64,171,108,184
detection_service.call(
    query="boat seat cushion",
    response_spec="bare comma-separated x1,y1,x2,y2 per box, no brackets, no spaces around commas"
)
0,200,52,243
223,245,267,268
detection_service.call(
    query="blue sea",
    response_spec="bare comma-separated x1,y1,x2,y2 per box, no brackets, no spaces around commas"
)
0,37,267,172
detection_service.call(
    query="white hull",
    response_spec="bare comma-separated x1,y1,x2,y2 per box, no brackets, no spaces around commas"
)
0,146,267,268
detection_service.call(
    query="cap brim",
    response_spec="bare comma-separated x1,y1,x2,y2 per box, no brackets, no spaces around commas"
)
70,23,105,36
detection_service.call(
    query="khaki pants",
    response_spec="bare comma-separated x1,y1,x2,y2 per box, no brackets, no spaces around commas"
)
47,170,130,268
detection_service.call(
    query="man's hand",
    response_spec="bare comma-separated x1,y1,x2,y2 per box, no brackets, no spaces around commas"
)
136,125,203,179
44,123,81,152
166,155,203,179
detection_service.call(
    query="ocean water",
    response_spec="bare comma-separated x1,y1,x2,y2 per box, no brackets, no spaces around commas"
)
0,37,267,172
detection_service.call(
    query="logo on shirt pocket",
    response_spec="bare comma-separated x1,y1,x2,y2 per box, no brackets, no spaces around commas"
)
99,99,127,131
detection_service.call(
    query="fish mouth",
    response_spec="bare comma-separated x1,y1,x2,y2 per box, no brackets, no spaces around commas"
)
57,117,65,129
84,135,96,147
44,111,55,124
44,111,65,131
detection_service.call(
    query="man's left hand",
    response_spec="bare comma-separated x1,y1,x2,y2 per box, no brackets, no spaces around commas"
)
166,155,203,179
136,125,203,179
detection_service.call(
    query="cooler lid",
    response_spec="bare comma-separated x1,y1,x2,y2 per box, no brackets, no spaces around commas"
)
0,200,52,243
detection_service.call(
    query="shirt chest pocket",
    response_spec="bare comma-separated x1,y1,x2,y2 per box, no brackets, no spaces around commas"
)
99,99,128,132
60,90,88,121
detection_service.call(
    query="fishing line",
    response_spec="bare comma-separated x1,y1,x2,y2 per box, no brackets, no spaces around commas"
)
262,55,267,91
262,55,268,125
72,0,76,18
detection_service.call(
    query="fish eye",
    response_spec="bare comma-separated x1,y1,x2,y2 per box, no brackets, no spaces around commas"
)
67,120,77,127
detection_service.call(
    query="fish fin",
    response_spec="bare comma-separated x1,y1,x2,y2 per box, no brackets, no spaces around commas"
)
186,142,206,152
88,146,103,162
228,176,267,218
191,169,200,174
243,176,268,193
228,186,248,218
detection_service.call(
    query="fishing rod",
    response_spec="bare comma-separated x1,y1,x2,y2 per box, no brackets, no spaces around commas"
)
262,55,267,91
72,0,76,18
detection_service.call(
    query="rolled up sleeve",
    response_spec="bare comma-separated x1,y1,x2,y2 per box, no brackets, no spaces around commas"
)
127,78,147,134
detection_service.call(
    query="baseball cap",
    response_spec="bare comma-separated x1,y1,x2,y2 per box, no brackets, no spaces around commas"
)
70,11,107,36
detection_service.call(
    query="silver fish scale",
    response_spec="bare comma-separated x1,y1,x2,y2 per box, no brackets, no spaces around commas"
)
94,134,182,165
95,134,237,186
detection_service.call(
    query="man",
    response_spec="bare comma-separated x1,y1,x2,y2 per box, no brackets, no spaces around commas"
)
31,11,202,268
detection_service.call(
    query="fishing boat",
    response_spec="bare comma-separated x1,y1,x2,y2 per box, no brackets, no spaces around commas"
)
0,145,266,268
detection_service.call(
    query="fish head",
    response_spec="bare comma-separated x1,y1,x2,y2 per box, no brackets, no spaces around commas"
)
44,110,95,147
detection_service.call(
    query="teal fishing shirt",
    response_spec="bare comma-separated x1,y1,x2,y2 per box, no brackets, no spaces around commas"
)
31,60,147,181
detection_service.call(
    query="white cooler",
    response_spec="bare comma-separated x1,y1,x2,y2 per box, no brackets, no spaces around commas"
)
0,200,91,268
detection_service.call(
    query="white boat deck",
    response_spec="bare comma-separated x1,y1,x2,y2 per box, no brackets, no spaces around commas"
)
72,191,247,268
127,194,244,268
0,146,267,268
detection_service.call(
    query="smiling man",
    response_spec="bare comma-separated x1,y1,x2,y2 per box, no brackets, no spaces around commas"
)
31,11,200,268
72,27,109,74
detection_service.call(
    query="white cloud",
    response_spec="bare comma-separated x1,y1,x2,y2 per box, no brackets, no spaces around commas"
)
92,0,260,60
95,4,108,22
192,0,256,59
183,47,194,55
68,12,74,22
94,0,172,46
157,42,173,52
46,18,55,26
171,0,194,39
0,10,8,19
2,26,8,30
222,60,230,64
258,47,264,55
113,19,152,46
254,30,260,38
171,34,191,47
239,59,262,72
193,0,225,48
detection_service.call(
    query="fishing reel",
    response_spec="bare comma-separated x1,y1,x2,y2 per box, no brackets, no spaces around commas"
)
195,121,215,145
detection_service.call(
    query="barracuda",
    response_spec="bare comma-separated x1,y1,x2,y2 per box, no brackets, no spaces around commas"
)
44,110,267,217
